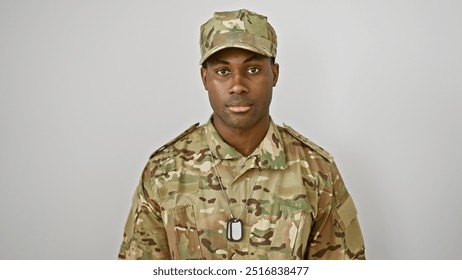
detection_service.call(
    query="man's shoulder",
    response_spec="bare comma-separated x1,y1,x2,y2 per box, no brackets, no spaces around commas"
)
149,122,204,160
277,123,334,163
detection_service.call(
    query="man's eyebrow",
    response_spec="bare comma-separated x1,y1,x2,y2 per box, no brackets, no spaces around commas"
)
213,59,230,65
243,55,262,63
210,55,263,65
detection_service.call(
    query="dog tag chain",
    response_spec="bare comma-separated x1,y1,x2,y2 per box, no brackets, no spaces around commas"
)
210,154,262,242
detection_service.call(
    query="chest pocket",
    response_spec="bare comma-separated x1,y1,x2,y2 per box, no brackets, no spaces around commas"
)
263,183,316,260
162,204,204,260
267,204,312,260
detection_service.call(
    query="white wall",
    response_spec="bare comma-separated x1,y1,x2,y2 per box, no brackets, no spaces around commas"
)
1,0,461,259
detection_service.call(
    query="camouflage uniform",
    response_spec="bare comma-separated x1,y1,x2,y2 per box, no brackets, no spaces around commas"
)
118,119,365,260
118,9,365,260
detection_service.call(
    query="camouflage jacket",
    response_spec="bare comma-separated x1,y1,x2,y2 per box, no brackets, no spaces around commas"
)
118,119,365,260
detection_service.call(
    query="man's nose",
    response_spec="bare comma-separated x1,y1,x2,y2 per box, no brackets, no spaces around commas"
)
228,73,248,95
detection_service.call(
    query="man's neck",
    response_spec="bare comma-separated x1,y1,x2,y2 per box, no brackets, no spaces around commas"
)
213,116,270,157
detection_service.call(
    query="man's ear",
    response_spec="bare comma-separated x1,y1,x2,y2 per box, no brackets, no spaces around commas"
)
200,66,208,91
272,63,279,87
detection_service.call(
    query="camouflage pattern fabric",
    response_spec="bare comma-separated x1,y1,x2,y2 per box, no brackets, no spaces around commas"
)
200,9,277,64
118,118,365,260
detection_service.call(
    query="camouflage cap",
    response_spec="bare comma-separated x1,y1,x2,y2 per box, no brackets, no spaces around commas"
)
199,9,277,64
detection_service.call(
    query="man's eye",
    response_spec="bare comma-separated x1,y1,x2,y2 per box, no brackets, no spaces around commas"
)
247,67,260,74
216,69,230,75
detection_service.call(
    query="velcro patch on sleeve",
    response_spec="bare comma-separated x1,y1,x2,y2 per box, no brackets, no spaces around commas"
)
336,196,357,229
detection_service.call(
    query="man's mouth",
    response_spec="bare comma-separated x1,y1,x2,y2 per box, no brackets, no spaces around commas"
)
226,101,252,113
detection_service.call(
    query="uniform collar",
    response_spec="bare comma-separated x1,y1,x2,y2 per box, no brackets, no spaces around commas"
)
205,117,286,170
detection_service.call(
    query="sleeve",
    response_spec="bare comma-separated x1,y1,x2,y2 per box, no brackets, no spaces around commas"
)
306,162,366,260
118,164,171,260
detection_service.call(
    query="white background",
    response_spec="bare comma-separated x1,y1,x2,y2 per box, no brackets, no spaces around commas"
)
1,0,461,259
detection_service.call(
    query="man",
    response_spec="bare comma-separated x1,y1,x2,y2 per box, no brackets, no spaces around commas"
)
118,9,365,260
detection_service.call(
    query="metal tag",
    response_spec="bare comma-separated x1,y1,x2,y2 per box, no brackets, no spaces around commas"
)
226,218,243,242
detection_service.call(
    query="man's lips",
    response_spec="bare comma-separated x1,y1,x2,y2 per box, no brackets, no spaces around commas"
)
226,101,252,113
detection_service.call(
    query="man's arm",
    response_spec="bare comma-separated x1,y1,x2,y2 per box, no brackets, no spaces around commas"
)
118,165,171,260
306,162,366,260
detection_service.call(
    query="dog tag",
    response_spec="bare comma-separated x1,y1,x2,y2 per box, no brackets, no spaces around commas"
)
226,218,243,242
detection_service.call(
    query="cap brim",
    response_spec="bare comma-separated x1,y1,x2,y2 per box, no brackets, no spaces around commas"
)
200,43,273,65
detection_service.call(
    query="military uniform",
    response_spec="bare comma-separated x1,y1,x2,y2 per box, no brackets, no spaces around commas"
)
118,8,365,260
118,119,365,260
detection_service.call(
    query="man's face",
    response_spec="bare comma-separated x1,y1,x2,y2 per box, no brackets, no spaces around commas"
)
201,48,279,132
